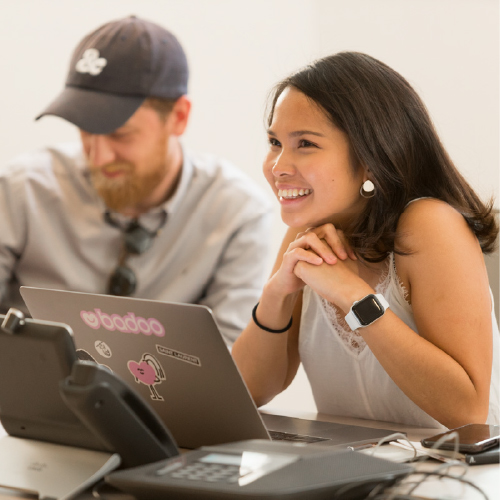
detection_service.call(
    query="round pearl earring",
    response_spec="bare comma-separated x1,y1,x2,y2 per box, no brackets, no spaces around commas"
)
360,180,375,198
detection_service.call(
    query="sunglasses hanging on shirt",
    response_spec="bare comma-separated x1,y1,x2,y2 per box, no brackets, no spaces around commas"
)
104,210,168,297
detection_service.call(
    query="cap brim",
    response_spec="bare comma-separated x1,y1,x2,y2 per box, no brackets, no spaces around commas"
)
36,86,145,134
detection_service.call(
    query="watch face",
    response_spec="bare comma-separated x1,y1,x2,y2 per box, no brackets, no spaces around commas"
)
353,295,385,326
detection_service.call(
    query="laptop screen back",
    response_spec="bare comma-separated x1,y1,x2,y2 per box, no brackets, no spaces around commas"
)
20,287,269,449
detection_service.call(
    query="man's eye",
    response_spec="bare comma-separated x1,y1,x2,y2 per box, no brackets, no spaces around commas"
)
110,131,132,140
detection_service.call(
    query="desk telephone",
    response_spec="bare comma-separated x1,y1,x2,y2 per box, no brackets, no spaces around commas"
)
62,364,412,500
0,309,413,499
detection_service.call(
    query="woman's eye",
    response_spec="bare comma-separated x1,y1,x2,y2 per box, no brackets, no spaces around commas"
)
298,139,316,148
269,138,281,147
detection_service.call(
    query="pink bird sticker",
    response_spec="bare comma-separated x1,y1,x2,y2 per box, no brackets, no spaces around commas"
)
128,361,157,385
127,353,166,401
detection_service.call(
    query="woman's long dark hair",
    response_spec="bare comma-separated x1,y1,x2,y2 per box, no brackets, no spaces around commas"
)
267,52,498,261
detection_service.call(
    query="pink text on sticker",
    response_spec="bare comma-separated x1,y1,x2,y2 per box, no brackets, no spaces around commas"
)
80,309,165,337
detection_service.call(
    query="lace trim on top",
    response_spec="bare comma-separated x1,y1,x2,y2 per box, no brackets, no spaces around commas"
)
319,253,409,355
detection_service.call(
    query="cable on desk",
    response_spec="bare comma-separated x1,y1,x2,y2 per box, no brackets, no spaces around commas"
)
352,430,490,500
370,463,490,500
417,431,461,462
368,495,430,500
365,432,419,461
403,471,489,500
331,477,404,499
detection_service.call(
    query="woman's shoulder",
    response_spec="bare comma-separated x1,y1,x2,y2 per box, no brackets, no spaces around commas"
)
396,198,475,250
401,197,460,220
393,198,488,309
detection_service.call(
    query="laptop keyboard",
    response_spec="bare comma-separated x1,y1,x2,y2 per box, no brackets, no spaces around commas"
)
268,430,330,444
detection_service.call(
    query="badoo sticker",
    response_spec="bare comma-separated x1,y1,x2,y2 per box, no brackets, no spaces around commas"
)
80,309,165,337
95,340,112,358
80,310,100,329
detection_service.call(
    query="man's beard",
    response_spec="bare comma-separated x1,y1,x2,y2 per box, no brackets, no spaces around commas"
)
89,160,168,213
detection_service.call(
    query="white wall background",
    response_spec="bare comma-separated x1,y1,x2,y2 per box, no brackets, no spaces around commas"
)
1,0,498,413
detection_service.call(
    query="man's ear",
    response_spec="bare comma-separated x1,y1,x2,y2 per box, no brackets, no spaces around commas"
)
168,95,191,136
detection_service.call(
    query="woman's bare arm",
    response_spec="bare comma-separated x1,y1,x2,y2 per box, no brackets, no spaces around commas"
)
293,199,493,427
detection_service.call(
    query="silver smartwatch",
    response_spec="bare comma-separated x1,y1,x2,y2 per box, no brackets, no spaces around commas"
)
345,293,389,330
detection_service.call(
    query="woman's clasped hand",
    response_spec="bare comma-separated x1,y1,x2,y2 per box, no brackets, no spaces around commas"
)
280,224,363,313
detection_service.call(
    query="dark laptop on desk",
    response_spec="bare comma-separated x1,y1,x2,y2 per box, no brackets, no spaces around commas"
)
20,286,397,450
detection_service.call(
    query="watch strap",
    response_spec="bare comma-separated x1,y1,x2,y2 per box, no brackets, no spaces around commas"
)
345,293,389,330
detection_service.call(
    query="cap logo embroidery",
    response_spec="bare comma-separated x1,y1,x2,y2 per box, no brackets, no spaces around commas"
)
75,48,107,76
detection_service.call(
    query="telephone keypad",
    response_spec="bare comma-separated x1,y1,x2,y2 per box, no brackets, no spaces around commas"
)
165,462,242,483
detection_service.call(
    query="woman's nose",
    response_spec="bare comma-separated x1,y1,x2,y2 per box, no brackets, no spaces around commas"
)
271,151,295,177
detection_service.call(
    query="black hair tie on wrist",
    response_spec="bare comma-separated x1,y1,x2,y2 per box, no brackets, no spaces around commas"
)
252,302,293,334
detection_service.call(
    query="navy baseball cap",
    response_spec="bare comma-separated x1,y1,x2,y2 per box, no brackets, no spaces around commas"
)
36,16,189,134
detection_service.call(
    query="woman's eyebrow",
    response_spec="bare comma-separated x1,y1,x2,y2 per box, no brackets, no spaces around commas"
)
266,129,325,137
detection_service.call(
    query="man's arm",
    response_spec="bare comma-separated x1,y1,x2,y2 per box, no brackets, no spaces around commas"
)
198,211,274,346
0,166,27,312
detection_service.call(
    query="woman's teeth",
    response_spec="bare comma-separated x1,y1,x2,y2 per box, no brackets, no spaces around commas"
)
278,188,311,199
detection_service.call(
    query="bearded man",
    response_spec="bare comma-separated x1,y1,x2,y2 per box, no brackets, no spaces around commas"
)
0,16,272,346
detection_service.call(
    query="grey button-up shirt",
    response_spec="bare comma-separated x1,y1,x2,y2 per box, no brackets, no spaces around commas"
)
0,142,273,345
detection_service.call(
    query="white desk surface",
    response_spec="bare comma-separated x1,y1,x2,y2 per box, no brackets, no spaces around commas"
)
1,409,499,500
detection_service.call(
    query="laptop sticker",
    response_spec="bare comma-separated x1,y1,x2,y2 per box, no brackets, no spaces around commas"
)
128,353,165,401
156,344,201,367
80,309,165,337
95,340,112,358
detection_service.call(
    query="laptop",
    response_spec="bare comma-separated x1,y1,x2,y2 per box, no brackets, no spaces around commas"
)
20,287,399,450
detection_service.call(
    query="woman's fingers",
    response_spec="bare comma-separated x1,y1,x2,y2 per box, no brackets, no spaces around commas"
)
290,224,358,265
336,230,357,261
286,247,324,266
268,246,324,299
306,224,357,261
288,233,337,264
321,225,358,261
282,247,324,273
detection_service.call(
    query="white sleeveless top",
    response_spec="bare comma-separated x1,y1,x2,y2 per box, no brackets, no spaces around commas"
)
299,253,500,428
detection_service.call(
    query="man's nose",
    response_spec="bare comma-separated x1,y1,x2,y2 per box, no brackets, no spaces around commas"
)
87,135,116,167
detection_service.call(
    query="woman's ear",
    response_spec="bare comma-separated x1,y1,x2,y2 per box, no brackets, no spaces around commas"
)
360,168,370,184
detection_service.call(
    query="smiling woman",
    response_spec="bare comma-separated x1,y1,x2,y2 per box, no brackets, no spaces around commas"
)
232,51,499,430
264,87,366,230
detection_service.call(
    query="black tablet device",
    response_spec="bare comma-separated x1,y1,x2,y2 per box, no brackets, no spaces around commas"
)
0,309,109,451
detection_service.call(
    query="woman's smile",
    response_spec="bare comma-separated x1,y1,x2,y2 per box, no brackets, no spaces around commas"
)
278,188,312,200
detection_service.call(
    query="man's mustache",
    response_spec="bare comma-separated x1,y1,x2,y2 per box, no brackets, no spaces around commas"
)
89,161,134,175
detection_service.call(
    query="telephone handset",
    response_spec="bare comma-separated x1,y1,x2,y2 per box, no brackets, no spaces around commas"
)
60,361,180,468
0,309,109,452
